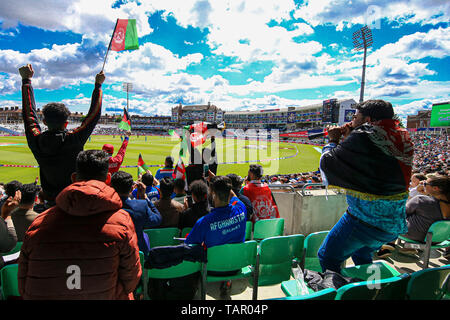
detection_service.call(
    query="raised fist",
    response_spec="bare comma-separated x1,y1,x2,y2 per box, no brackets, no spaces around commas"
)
19,64,34,79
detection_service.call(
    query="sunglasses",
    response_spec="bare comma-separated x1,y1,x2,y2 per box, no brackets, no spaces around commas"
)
423,182,435,187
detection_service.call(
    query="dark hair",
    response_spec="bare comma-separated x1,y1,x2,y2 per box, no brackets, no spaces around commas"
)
355,100,394,121
249,164,263,180
141,173,154,187
165,156,174,168
5,180,23,197
189,180,208,201
226,173,243,192
412,173,427,181
76,150,110,181
210,176,232,203
427,174,450,201
19,183,39,205
111,171,134,195
159,177,175,198
42,102,70,129
174,178,186,192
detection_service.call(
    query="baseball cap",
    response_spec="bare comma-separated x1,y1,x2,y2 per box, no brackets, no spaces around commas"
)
102,144,114,154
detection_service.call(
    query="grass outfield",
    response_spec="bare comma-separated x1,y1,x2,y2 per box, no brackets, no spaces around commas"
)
0,135,322,184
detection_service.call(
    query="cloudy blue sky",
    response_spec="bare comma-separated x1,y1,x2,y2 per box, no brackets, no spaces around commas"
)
0,0,448,123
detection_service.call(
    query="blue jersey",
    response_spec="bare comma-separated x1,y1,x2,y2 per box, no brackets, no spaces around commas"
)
185,197,247,248
132,186,160,203
155,167,174,180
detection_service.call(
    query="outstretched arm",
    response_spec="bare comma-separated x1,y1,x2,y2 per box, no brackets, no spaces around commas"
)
72,71,105,144
20,64,41,149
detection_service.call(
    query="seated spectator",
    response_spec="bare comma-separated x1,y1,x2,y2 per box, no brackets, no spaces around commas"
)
110,171,162,258
377,173,450,258
0,191,19,254
185,176,247,248
11,183,40,241
0,180,23,211
154,177,184,228
408,173,427,199
227,173,253,221
18,150,141,300
399,173,450,255
173,178,187,205
33,188,47,214
132,172,160,203
155,156,174,180
178,180,210,230
242,164,280,223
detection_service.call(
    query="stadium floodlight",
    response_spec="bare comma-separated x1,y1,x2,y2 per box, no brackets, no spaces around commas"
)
352,25,373,103
122,82,133,112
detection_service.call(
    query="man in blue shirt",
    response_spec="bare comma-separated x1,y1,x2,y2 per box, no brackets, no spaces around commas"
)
155,156,174,181
111,171,162,258
132,172,160,203
185,175,247,248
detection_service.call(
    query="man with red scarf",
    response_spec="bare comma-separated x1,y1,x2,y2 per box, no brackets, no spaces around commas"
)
318,100,413,273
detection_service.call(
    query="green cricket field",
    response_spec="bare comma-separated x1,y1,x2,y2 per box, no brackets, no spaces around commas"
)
0,135,322,184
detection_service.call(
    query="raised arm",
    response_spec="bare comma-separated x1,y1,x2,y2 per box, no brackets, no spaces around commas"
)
19,64,42,148
71,71,105,144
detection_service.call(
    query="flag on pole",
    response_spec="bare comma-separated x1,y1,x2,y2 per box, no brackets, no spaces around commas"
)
137,153,149,176
118,108,131,131
172,158,186,180
110,19,139,51
168,129,180,139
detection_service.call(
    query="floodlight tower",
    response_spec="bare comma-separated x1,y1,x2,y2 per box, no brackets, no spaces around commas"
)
122,82,133,112
352,25,373,103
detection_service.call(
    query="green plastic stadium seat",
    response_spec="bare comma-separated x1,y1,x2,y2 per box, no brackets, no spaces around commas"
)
1,241,22,257
335,275,409,300
341,260,402,280
406,265,450,300
272,288,337,300
301,231,329,272
144,227,180,249
253,218,284,241
250,235,304,289
202,241,258,300
245,221,252,241
398,220,450,269
0,264,20,300
180,227,192,238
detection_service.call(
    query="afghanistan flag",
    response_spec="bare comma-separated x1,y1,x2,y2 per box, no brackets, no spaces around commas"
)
110,19,139,51
137,153,150,176
172,158,187,191
168,129,180,139
118,108,131,131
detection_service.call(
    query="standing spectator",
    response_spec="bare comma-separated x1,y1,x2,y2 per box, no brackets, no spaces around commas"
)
318,100,413,273
155,156,174,181
11,183,40,241
110,171,162,258
0,191,19,254
154,177,184,228
19,64,105,204
173,178,187,205
178,180,210,230
18,150,141,300
132,172,160,203
227,173,253,221
103,131,131,174
242,164,280,223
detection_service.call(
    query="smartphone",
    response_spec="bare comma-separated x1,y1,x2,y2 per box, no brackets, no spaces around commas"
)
203,164,209,176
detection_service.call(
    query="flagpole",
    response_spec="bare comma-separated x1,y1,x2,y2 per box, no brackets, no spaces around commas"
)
101,19,119,72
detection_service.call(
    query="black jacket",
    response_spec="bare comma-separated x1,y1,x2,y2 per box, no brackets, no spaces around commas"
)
21,79,103,200
178,200,210,230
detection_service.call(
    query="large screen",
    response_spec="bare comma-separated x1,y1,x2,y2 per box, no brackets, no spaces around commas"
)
430,103,450,127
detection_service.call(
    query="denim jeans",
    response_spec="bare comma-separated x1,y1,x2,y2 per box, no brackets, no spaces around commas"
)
318,211,398,273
